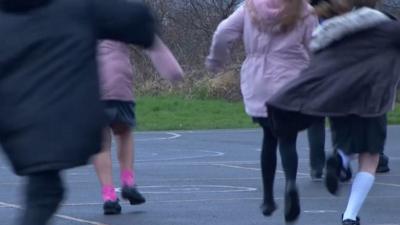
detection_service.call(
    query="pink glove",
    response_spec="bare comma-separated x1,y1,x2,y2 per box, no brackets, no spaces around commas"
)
145,36,184,81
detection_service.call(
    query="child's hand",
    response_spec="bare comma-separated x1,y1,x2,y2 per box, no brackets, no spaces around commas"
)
205,58,223,74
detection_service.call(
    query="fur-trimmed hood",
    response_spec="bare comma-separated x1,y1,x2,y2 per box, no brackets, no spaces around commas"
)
310,7,390,52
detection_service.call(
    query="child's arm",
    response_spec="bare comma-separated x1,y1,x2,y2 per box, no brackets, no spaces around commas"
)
89,0,156,48
145,36,184,81
206,5,245,73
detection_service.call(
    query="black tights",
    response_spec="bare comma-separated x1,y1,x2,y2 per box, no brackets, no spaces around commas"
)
18,171,64,225
257,118,298,204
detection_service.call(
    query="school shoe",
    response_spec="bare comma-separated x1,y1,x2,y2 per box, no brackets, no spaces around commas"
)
121,186,146,205
342,217,360,225
284,182,300,223
260,201,277,216
325,152,352,195
376,153,390,173
336,153,352,182
103,199,122,215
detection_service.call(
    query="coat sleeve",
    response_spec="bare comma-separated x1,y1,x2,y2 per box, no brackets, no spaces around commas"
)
88,0,156,48
205,5,245,73
144,36,184,81
388,22,400,48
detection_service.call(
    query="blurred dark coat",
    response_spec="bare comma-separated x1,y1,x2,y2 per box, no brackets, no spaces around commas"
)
0,0,155,175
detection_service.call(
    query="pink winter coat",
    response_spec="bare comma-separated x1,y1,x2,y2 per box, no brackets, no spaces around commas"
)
98,40,134,101
98,37,184,101
206,0,318,117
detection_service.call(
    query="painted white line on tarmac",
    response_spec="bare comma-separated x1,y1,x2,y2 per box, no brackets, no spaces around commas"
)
374,224,400,225
61,194,400,207
213,163,260,171
214,163,309,176
138,160,260,165
136,132,181,141
63,203,103,206
135,159,329,166
0,201,20,209
55,215,109,225
304,210,337,214
137,129,260,134
0,201,110,225
151,197,262,203
0,175,336,186
136,150,225,162
375,182,400,188
115,185,257,194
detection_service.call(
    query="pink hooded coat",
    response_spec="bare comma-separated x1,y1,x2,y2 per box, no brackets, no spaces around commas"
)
206,0,318,117
98,36,184,101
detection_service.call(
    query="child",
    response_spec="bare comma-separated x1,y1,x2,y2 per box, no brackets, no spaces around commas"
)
0,0,157,224
307,0,391,181
95,37,183,214
205,0,317,222
267,0,400,224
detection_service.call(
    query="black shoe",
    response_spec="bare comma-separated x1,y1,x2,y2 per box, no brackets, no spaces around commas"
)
342,217,360,225
338,163,352,182
260,201,277,216
325,152,353,194
121,186,146,205
310,170,323,182
103,199,122,215
376,154,390,173
284,182,300,223
325,154,340,195
336,154,352,182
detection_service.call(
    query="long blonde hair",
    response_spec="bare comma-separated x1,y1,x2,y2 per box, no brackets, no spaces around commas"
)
246,0,305,33
280,0,304,32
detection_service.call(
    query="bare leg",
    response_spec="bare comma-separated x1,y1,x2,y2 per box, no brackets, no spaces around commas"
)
113,124,145,205
93,128,114,187
93,128,121,214
114,124,134,173
358,153,379,175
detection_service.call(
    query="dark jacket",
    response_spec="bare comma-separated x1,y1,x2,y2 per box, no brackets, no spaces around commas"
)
266,7,400,135
0,0,155,175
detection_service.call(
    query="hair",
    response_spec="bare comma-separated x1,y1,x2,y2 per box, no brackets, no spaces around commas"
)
246,0,306,33
280,0,305,32
315,0,378,19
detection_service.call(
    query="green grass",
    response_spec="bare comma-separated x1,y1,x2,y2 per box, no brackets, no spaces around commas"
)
135,95,400,131
388,104,400,124
135,95,256,131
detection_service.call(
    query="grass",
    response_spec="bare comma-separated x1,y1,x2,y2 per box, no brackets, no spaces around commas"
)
135,95,256,131
388,104,400,124
135,95,400,131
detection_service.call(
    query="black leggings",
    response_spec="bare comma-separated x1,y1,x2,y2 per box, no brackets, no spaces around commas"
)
18,171,64,225
307,118,326,173
256,118,298,203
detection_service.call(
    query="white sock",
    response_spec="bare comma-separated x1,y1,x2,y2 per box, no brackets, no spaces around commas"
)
343,172,375,221
338,149,351,169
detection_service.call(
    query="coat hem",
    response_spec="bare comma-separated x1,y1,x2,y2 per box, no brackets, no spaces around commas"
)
267,102,388,118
